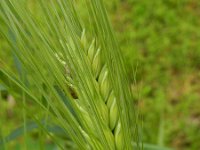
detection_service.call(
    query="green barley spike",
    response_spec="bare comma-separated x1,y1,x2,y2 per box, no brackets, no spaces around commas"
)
59,30,123,149
57,30,123,149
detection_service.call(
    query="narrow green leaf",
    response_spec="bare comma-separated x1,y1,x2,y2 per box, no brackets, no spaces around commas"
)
0,120,68,145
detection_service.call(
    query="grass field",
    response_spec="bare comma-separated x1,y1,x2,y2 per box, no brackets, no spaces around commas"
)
111,1,200,149
1,0,200,149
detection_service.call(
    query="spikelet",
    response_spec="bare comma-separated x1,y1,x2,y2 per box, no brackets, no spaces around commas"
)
114,120,124,150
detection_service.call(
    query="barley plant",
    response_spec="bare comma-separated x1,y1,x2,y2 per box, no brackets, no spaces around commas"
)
0,0,140,149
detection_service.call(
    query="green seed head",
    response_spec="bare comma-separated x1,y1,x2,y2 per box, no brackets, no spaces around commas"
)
107,91,115,107
92,48,102,78
81,108,94,129
81,29,87,49
97,100,109,126
88,39,96,61
104,128,115,150
109,98,118,130
99,66,111,101
114,121,124,150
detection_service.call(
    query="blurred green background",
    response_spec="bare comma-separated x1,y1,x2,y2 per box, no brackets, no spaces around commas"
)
0,0,200,149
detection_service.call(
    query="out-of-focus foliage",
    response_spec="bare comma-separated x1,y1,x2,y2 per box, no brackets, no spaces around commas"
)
108,0,200,149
